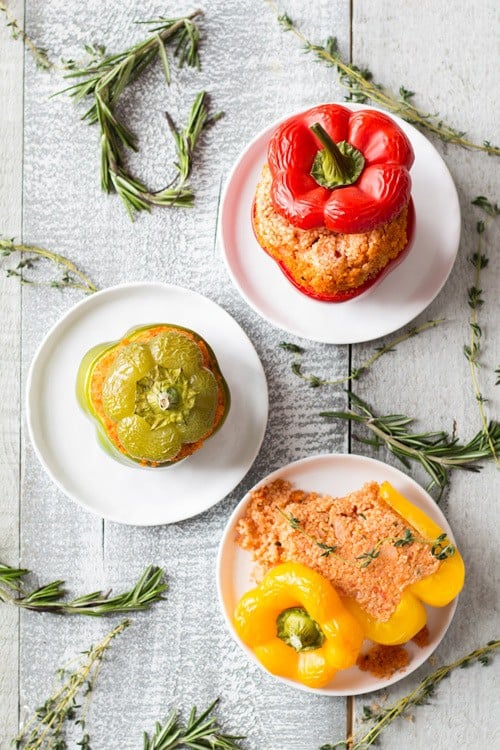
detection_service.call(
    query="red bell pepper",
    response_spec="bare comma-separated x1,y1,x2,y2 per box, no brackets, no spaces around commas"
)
267,103,414,234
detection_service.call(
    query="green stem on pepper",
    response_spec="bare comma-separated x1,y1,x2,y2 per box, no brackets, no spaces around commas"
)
310,122,365,189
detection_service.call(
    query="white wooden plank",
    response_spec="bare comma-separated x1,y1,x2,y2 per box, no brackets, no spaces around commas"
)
18,1,352,748
0,0,23,741
351,1,500,746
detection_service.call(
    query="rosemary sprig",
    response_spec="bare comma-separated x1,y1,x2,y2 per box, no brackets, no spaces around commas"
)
143,699,244,750
320,639,500,750
0,237,98,293
58,13,220,218
276,10,500,156
13,619,129,749
0,0,52,69
280,320,444,388
278,508,454,567
0,562,167,615
321,393,500,499
464,196,500,465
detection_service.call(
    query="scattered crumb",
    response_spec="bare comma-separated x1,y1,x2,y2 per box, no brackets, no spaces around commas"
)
412,625,430,648
357,644,410,679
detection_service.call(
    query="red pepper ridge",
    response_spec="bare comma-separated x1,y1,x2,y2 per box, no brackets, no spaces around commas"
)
268,104,414,234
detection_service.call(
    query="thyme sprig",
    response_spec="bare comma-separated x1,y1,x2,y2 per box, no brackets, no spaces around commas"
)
276,507,337,557
0,562,167,615
464,196,500,465
276,10,500,156
1,237,98,293
320,639,500,750
277,508,454,568
58,13,221,218
321,393,500,500
0,1,52,69
13,619,129,749
143,699,244,749
356,531,454,569
280,320,444,388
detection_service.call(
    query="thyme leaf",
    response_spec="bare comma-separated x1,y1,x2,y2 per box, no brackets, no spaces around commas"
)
321,392,500,500
143,699,245,750
13,620,129,749
278,508,454,567
276,10,500,156
320,640,500,750
0,562,167,615
1,237,98,293
464,197,500,466
0,0,52,69
280,320,444,388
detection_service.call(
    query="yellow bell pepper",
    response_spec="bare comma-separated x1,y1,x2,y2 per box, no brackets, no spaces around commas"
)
342,481,465,646
233,561,364,688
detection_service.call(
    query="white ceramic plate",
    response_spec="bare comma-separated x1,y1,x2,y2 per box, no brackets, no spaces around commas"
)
217,453,459,695
26,283,268,526
219,103,460,344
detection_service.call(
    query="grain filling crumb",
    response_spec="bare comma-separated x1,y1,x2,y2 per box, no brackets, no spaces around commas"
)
235,479,439,622
253,164,409,296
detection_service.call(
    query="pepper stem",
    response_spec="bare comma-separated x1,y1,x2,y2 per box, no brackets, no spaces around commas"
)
309,123,365,190
276,607,325,652
310,123,351,182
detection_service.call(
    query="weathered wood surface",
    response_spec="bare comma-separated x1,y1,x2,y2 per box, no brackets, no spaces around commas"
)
0,0,498,748
0,0,22,742
351,1,500,747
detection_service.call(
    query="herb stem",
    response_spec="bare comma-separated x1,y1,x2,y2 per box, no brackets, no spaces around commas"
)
0,561,167,615
59,12,217,218
321,640,500,750
275,7,500,156
282,320,444,388
0,0,52,69
465,198,500,466
321,393,500,499
14,619,129,749
0,238,98,293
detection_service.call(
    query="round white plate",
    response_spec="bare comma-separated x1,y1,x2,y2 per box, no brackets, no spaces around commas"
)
217,453,459,695
219,103,460,344
26,283,268,526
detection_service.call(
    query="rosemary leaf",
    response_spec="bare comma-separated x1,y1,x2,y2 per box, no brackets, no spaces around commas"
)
320,640,500,750
0,562,167,615
0,237,98,293
321,392,500,499
14,619,129,749
143,699,245,750
58,12,221,218
276,9,500,156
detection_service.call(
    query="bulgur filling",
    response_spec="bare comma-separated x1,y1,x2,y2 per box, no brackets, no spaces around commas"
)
235,480,440,622
357,644,410,678
253,164,409,295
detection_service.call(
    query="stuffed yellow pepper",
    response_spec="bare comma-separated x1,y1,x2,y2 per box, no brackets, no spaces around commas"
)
341,481,465,645
234,561,364,688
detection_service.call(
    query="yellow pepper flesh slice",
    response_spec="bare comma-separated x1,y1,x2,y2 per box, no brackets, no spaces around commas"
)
343,590,427,646
379,481,465,608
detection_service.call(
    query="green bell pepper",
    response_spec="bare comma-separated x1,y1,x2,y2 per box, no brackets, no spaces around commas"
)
76,324,230,467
